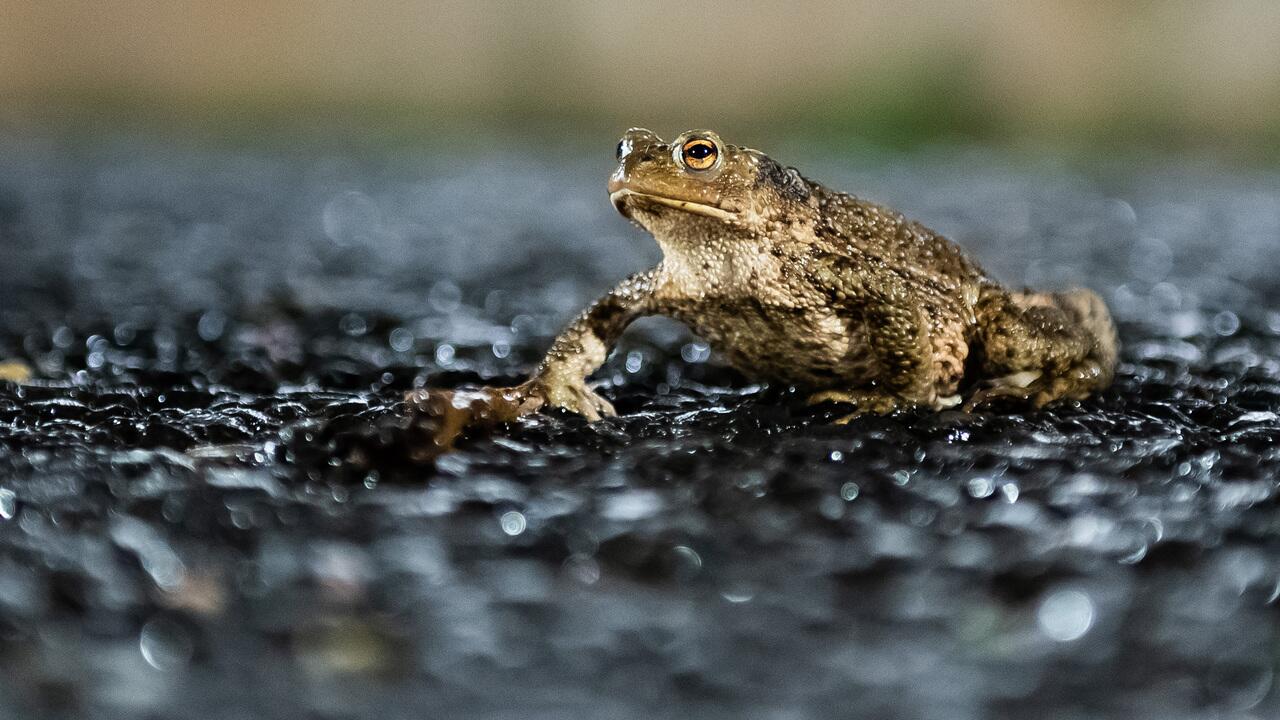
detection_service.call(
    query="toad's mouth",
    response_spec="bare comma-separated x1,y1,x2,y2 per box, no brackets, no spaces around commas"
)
609,189,736,222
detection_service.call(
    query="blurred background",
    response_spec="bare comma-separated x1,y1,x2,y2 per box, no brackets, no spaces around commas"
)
3,0,1280,157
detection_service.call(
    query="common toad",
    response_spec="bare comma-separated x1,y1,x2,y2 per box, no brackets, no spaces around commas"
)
407,129,1118,443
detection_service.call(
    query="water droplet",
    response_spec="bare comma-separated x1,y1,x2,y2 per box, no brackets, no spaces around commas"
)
139,616,194,671
322,190,380,247
967,477,994,498
1000,483,1019,503
1212,311,1240,337
1118,544,1148,565
839,482,860,501
625,351,643,373
721,586,756,604
389,327,415,352
435,344,456,366
500,511,526,536
1268,311,1280,335
672,545,703,576
680,341,711,363
1037,589,1094,642
113,323,137,345
1107,198,1137,224
52,326,74,349
339,313,368,337
428,280,462,314
197,311,227,342
0,488,16,520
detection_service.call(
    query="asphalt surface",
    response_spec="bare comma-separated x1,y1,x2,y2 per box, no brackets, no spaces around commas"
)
1,133,1279,719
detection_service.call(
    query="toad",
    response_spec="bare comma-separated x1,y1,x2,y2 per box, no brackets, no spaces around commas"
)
407,129,1117,446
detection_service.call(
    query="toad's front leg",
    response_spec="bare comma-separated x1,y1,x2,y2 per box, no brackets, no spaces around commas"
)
405,269,666,451
520,269,668,420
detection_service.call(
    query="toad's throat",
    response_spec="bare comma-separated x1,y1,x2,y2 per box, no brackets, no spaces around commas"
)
610,189,736,222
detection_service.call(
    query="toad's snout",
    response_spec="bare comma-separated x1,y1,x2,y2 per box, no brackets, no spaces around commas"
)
607,166,626,197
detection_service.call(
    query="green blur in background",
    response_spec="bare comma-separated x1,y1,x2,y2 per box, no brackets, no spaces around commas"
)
3,1,1279,160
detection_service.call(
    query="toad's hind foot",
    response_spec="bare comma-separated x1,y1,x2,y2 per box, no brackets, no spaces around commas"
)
807,389,913,423
970,286,1119,412
963,358,1110,412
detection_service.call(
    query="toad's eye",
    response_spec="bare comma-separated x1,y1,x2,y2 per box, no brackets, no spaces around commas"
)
679,138,719,171
616,138,631,161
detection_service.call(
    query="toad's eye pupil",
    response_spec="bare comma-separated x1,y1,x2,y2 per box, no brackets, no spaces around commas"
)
679,138,718,170
686,142,712,159
616,140,625,159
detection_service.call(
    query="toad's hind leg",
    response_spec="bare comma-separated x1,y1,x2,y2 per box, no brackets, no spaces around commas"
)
807,388,963,424
966,286,1118,410
807,389,908,423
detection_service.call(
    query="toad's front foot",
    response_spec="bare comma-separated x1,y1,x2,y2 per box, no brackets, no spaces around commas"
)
403,376,615,458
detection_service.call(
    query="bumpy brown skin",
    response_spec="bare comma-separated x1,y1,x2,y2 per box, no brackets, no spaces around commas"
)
416,128,1118,430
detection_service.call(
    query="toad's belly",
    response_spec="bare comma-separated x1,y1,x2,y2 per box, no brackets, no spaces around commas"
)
676,303,877,388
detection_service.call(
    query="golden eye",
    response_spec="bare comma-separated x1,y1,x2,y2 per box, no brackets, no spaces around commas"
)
680,138,719,171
